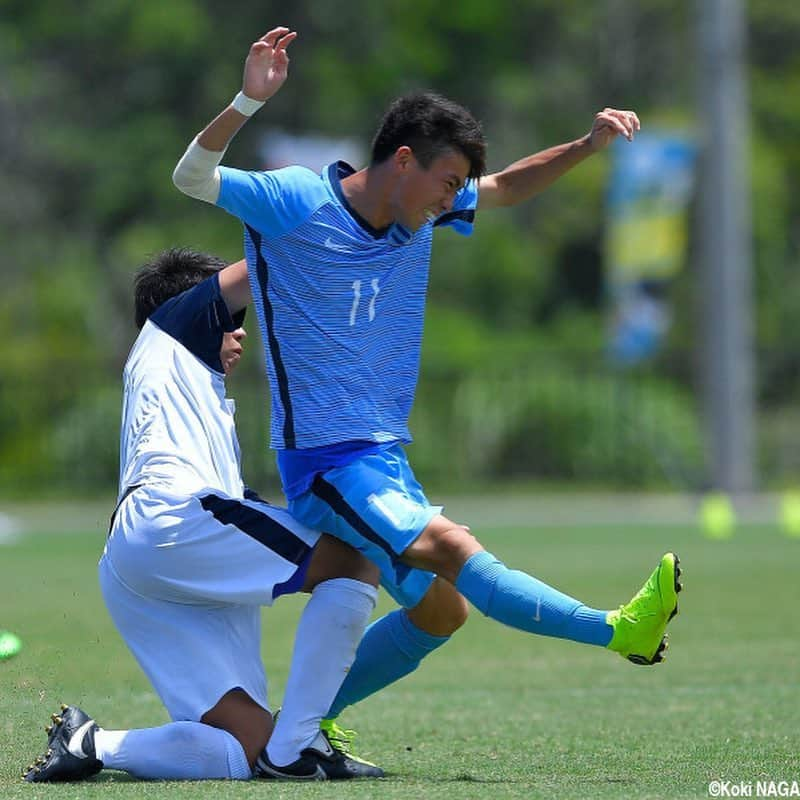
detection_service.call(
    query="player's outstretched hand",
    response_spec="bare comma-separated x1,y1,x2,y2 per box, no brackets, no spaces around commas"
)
588,108,640,151
242,27,297,102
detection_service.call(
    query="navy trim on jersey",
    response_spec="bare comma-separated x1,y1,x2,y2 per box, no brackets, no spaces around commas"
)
327,161,392,239
311,475,399,561
149,274,235,374
199,493,311,565
433,209,475,228
246,224,296,448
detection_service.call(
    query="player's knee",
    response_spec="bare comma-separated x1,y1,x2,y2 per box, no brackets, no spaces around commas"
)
407,577,469,636
432,588,469,633
405,519,482,582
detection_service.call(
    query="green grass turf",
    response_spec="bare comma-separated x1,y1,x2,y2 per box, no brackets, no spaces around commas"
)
1,510,799,799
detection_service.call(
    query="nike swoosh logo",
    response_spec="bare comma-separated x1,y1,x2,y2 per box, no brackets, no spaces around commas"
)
308,734,336,759
324,237,353,253
319,741,335,758
66,719,95,759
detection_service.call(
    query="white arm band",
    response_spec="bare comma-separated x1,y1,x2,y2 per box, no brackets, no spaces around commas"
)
172,136,226,204
231,91,265,116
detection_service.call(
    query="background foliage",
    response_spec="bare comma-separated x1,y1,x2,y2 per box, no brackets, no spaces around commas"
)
1,0,799,496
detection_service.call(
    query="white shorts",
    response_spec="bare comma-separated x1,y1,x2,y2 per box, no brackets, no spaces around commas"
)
100,485,320,722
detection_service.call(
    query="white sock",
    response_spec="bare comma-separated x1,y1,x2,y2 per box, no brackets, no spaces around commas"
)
266,577,377,767
94,721,251,780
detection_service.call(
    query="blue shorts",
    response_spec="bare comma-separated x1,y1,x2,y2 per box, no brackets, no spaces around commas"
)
288,444,438,608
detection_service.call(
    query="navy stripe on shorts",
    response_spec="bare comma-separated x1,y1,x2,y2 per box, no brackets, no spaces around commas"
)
199,494,310,566
310,474,399,561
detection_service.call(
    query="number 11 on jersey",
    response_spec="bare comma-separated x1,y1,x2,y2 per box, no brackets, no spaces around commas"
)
349,278,380,326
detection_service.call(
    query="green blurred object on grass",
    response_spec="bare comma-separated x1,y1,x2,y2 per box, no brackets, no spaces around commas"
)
0,630,22,660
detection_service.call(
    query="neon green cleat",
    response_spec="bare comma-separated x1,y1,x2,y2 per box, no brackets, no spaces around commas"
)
320,719,380,769
0,631,22,661
607,553,682,665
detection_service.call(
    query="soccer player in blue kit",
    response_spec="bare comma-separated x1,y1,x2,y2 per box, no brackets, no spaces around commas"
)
174,26,682,762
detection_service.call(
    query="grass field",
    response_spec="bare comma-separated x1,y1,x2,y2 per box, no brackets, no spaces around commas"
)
1,501,798,799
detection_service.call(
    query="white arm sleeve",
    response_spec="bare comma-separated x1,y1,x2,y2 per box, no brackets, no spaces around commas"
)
172,137,226,204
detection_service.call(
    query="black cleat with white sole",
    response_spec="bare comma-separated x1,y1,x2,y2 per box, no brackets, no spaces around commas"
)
255,729,384,780
23,704,102,782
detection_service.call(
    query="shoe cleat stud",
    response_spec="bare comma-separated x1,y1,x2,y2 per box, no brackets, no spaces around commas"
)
60,703,68,711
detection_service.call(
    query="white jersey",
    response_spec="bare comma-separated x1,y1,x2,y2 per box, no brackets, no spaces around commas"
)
118,274,244,500
107,272,326,724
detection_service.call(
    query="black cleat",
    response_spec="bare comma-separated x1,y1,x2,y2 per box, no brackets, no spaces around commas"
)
23,705,102,782
255,730,384,780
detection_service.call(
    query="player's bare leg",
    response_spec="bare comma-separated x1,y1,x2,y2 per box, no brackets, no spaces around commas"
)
406,576,469,636
201,689,273,768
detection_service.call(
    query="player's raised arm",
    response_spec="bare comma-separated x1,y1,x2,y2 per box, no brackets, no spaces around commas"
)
218,259,251,315
172,27,297,203
477,108,640,210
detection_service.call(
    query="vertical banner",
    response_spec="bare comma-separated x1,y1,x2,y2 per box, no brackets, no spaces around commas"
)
606,132,696,365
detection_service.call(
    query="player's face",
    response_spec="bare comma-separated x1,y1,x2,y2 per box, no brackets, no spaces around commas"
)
221,327,246,375
391,148,470,231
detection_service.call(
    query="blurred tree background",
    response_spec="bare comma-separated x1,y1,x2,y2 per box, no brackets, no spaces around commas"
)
1,0,798,497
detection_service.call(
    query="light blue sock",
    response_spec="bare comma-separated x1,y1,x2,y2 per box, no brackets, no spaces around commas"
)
326,609,448,719
455,550,612,646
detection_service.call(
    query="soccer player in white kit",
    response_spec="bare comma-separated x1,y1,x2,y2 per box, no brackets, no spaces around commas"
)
23,249,384,782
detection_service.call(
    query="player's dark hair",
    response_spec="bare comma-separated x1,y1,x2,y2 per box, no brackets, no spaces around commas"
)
134,247,227,329
370,92,487,180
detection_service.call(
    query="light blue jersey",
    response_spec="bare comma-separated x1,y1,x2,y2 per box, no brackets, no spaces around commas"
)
216,161,478,459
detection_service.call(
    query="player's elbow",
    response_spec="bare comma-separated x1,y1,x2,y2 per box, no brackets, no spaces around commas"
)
172,138,223,204
171,163,191,194
172,163,219,204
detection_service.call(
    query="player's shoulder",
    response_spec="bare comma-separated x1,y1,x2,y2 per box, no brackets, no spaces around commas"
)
270,165,329,204
257,165,330,219
255,164,324,195
270,163,323,183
